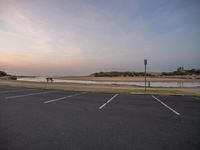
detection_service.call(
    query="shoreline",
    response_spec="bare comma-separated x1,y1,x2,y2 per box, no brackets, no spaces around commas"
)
54,76,200,82
0,79,199,96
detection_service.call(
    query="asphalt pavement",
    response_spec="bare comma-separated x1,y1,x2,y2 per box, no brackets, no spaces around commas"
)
0,85,200,150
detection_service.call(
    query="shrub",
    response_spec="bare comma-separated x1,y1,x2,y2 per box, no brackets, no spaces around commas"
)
0,71,7,77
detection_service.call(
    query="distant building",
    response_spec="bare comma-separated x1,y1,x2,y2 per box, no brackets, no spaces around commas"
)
177,66,185,72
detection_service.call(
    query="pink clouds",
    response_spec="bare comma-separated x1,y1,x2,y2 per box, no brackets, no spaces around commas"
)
0,0,199,75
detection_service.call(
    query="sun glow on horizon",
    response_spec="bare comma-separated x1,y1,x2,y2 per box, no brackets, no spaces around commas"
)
0,0,199,75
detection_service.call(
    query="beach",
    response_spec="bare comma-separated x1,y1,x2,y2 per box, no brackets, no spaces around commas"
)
1,76,200,96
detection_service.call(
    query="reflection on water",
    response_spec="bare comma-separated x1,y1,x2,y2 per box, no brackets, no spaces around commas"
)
17,77,200,88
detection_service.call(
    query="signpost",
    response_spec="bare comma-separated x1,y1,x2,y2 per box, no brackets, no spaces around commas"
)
144,59,147,92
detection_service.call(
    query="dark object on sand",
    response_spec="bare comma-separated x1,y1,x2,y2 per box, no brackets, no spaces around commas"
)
46,78,54,83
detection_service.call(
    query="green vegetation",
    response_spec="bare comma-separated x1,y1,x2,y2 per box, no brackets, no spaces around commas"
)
93,68,200,77
162,68,200,76
0,71,17,80
93,71,152,77
0,71,7,77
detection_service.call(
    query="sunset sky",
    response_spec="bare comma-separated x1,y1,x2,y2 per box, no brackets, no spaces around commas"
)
0,0,200,76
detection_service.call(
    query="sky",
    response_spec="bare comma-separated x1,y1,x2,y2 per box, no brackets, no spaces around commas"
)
0,0,200,76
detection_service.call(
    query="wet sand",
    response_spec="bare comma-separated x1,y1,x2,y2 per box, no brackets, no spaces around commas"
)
55,76,200,82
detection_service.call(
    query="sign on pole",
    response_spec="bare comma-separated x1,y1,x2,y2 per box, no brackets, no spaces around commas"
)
144,59,147,65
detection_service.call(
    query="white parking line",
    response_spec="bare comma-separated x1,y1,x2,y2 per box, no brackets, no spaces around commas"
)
5,91,56,99
99,94,118,110
152,95,180,116
44,92,87,104
192,97,200,100
0,89,36,93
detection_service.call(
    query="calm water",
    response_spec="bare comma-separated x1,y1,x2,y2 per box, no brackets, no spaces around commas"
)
17,77,200,88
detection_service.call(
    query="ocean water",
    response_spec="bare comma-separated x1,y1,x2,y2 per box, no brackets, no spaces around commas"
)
17,77,200,88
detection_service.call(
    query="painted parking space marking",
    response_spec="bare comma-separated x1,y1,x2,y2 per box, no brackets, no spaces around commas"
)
0,89,36,93
99,94,118,110
192,97,200,100
5,91,56,99
44,92,87,104
152,95,180,116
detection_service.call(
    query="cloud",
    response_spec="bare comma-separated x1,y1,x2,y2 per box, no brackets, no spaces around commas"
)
0,1,55,53
0,0,152,74
0,0,199,75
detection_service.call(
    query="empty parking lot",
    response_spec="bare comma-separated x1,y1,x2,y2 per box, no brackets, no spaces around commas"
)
0,85,200,150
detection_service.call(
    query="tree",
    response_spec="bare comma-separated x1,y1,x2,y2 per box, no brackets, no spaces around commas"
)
0,71,7,77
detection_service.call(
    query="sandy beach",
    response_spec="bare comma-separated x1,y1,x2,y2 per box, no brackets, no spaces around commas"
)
1,78,200,96
55,75,200,82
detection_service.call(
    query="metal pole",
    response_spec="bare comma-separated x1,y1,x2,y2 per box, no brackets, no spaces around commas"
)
145,64,146,92
144,59,147,92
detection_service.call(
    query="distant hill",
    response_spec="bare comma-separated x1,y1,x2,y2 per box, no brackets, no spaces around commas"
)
162,68,200,76
92,68,200,77
91,71,152,77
